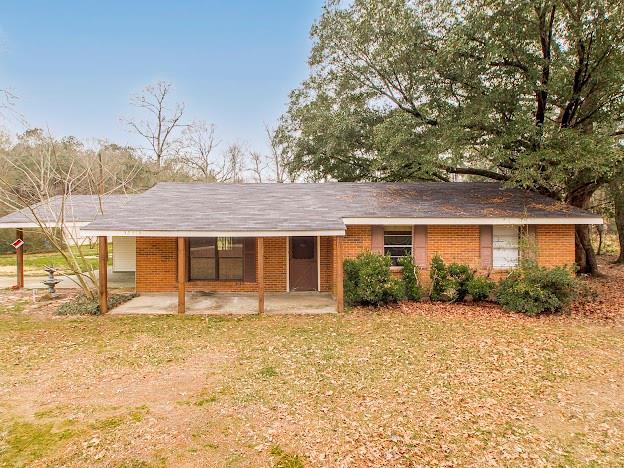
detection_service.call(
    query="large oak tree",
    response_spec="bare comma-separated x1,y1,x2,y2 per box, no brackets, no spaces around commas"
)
280,0,624,273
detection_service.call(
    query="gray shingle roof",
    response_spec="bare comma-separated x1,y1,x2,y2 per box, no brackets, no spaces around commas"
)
0,195,134,227
80,182,599,234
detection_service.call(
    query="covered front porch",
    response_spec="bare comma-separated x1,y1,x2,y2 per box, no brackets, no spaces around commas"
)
96,234,346,315
110,291,337,315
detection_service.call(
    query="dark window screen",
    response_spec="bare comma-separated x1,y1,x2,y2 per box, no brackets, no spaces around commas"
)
189,237,243,280
292,237,315,259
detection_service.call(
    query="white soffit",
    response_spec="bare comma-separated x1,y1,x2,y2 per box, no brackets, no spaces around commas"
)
342,217,603,225
79,229,346,237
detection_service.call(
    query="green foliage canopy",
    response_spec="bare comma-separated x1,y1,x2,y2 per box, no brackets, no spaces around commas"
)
281,0,624,196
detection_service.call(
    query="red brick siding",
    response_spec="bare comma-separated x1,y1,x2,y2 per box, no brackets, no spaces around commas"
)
319,236,334,292
426,225,481,269
331,236,338,296
536,224,575,267
135,224,576,294
265,237,287,292
136,237,177,292
343,225,372,259
136,236,287,293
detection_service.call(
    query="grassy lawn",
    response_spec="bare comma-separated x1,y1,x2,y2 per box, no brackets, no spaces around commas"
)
0,284,623,466
0,245,111,276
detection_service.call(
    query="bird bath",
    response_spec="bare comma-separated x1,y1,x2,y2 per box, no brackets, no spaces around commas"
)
42,266,62,296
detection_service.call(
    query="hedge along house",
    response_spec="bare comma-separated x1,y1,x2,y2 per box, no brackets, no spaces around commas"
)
79,182,602,314
0,194,136,288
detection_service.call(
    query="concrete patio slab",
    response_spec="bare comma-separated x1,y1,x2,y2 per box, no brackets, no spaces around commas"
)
110,291,337,315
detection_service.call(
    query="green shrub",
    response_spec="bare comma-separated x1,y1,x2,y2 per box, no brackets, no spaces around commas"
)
343,258,360,307
429,256,475,302
447,263,474,302
397,256,422,301
357,252,394,304
386,276,406,302
496,264,577,316
343,252,405,306
56,293,137,316
429,255,448,301
466,276,495,301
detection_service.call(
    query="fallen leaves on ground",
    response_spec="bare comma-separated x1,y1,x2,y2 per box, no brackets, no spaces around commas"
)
0,257,622,466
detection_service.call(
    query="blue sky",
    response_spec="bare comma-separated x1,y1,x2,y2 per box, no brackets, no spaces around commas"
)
0,1,324,151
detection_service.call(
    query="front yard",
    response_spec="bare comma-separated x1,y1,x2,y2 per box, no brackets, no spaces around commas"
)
1,261,623,466
0,245,111,277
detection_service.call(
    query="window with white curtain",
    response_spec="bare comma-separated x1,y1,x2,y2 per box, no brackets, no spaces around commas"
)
492,226,519,268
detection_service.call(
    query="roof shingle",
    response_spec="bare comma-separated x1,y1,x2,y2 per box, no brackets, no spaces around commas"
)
79,182,599,234
0,195,134,226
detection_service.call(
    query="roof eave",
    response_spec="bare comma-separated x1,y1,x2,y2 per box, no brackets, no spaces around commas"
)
341,216,603,225
0,221,90,229
79,228,347,237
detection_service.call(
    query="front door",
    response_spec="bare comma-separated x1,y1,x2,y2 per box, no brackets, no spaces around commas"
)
289,236,317,291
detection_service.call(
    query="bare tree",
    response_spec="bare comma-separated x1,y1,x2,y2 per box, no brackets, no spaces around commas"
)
0,137,96,297
221,143,246,183
0,87,25,124
265,124,295,183
248,150,268,183
125,81,185,169
178,121,221,182
0,132,139,299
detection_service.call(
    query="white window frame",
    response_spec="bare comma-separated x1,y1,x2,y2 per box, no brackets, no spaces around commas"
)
493,225,520,269
383,225,413,266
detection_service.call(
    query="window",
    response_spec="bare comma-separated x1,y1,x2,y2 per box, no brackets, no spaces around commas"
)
384,226,412,266
189,237,244,280
493,226,519,268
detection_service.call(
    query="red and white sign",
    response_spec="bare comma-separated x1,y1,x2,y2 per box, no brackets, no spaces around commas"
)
11,239,24,250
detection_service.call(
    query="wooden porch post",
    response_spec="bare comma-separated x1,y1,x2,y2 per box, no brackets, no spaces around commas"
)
16,228,24,289
336,236,344,313
178,237,186,314
257,237,264,314
98,236,108,314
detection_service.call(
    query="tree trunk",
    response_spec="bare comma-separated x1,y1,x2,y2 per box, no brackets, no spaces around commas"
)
596,224,604,256
575,225,598,274
567,184,600,274
611,178,624,263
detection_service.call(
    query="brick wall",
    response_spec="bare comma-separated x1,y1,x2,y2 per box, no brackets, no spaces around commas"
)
264,237,287,292
423,224,575,275
426,225,481,269
135,225,577,294
136,236,287,293
335,223,577,285
136,237,177,292
536,224,575,267
319,236,334,292
343,225,372,259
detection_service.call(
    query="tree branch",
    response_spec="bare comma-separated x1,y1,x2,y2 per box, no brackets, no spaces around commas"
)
445,166,510,181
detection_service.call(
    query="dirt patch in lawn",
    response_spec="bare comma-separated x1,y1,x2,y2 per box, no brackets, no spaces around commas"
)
531,376,624,464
